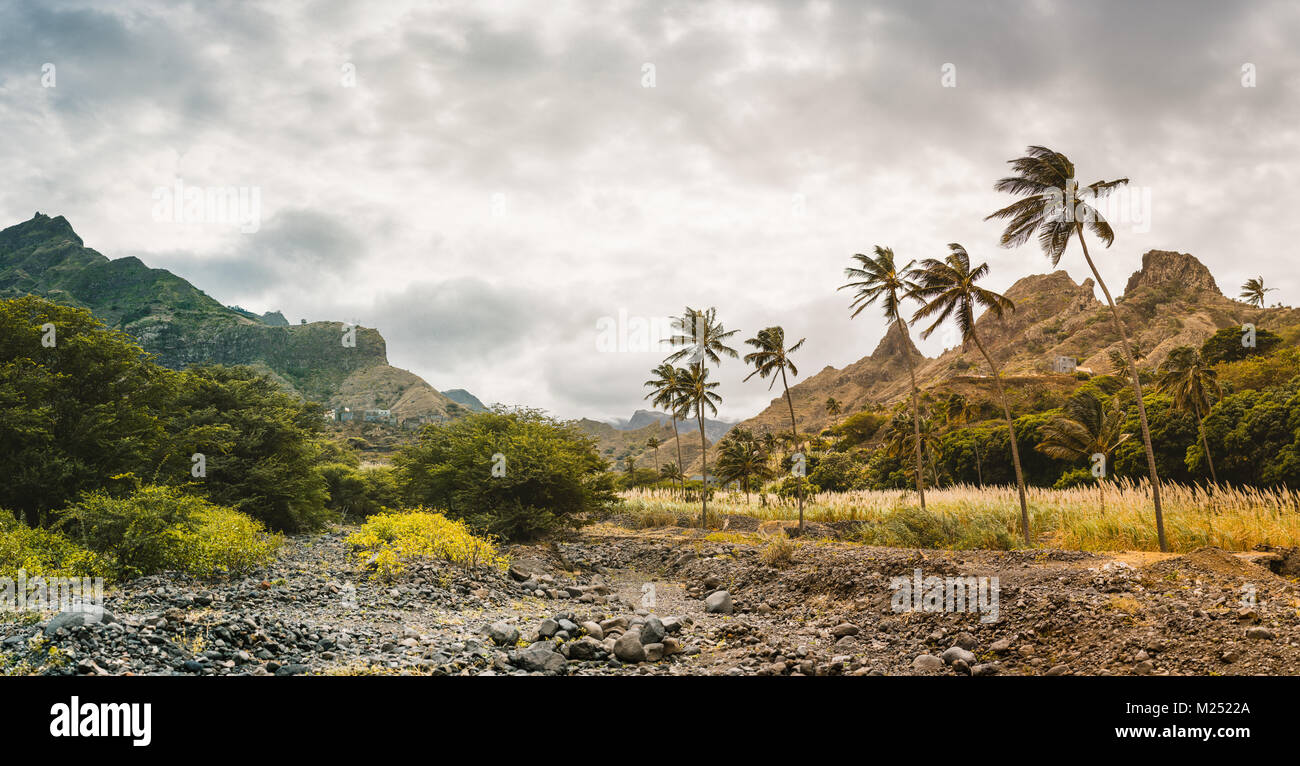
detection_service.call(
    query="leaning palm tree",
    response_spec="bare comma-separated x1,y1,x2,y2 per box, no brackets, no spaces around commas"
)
643,363,688,498
825,397,843,429
676,362,722,527
646,435,661,477
1239,277,1276,308
986,145,1168,551
1157,346,1221,485
840,246,928,510
1036,391,1131,513
911,243,1031,544
743,325,808,531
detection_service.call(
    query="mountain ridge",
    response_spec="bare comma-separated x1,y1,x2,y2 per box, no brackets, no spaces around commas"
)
0,213,459,420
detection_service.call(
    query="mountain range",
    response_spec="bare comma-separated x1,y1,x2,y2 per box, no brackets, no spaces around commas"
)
0,213,471,420
736,249,1300,440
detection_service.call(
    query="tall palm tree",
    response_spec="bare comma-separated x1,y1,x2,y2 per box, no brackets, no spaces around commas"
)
1239,277,1276,308
743,325,808,531
911,243,1031,544
840,246,928,510
676,362,722,527
665,306,739,368
825,397,843,429
643,363,687,498
986,145,1169,551
1157,346,1221,485
646,435,661,477
1037,391,1131,513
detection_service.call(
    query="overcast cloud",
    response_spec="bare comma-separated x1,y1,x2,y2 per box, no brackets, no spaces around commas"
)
1,0,1297,420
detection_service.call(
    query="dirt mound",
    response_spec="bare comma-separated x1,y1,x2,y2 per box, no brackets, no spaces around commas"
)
1143,546,1270,580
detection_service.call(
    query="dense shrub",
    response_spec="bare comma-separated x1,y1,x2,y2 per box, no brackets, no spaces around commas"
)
321,463,400,519
346,509,509,581
1200,325,1282,365
57,485,280,578
0,516,107,579
394,409,617,540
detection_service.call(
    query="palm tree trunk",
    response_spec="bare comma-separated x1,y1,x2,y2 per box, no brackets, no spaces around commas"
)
779,366,805,532
973,439,983,486
697,410,708,528
670,417,685,499
895,313,927,511
970,330,1031,545
1075,226,1168,552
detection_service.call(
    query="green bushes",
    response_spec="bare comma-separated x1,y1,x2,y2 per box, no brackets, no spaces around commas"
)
394,408,617,540
57,485,280,579
320,463,400,519
0,297,330,533
0,517,107,579
346,509,509,581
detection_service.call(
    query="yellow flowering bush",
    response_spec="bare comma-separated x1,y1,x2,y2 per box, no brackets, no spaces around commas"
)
347,509,510,582
178,507,283,576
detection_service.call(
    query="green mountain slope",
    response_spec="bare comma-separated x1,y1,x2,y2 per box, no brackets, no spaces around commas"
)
0,213,456,419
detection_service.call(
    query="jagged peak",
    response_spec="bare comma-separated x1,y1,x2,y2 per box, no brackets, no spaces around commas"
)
0,212,83,248
869,320,922,361
1123,250,1220,297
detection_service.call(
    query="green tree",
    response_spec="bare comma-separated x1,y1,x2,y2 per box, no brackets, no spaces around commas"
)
665,307,737,527
1036,391,1131,511
986,145,1169,551
714,428,771,502
825,397,842,428
840,246,928,509
1199,325,1282,365
643,363,688,498
165,365,330,533
394,408,616,540
743,326,808,530
0,297,173,526
912,244,1031,543
1157,346,1222,485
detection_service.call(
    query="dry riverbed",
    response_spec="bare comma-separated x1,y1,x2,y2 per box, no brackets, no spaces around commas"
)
5,518,1300,676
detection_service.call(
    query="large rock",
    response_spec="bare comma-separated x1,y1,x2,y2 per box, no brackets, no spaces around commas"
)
515,642,566,674
912,654,944,672
614,631,646,663
45,605,116,637
486,621,519,646
641,615,666,644
941,646,976,666
704,591,733,615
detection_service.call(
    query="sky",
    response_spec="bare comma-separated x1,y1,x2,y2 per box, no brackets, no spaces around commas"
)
1,0,1297,421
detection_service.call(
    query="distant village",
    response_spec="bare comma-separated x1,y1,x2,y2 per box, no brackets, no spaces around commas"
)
323,407,450,430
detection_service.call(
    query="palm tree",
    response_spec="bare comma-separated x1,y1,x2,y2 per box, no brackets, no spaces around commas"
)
883,408,943,487
1239,277,1276,308
1157,346,1221,485
743,326,808,531
665,306,739,368
986,145,1168,551
1107,345,1142,381
646,435,661,477
715,428,771,503
660,462,683,486
676,362,722,527
643,363,688,498
911,243,1031,544
1037,391,1131,513
825,397,843,429
840,246,928,510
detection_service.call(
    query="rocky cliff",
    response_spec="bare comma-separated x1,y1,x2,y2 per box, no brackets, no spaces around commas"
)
0,213,457,419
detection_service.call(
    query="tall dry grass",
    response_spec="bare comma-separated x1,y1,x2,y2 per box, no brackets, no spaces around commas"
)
618,480,1300,553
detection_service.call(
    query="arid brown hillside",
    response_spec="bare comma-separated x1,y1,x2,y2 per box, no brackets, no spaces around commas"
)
736,249,1300,440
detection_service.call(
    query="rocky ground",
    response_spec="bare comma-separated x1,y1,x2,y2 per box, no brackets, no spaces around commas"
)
4,517,1300,676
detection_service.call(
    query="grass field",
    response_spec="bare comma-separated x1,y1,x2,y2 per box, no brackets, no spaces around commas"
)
618,481,1300,553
